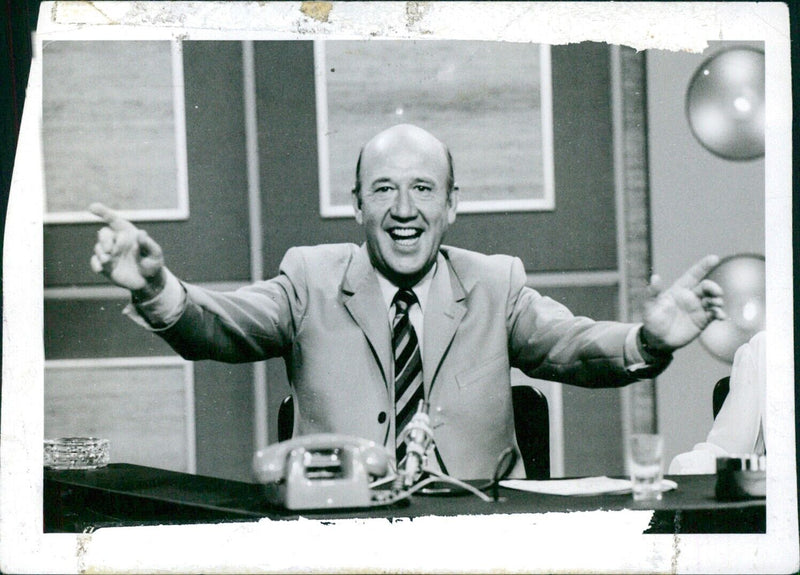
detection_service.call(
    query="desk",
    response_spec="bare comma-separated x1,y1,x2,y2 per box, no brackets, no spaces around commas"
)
44,464,765,534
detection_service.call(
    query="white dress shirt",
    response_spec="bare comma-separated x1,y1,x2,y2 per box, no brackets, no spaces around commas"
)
374,264,436,358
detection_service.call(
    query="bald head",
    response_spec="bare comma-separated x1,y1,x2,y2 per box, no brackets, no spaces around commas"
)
352,124,455,198
350,124,459,288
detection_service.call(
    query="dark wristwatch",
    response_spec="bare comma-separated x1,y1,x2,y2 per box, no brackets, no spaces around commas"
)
131,269,167,304
637,327,673,362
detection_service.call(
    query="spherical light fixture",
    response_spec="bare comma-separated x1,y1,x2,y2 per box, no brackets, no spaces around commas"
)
686,47,765,161
699,254,765,362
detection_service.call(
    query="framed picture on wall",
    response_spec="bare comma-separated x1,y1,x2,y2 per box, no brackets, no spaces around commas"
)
42,40,189,224
44,356,196,474
316,40,555,217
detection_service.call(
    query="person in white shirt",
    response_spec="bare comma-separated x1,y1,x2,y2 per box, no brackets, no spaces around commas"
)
668,330,766,474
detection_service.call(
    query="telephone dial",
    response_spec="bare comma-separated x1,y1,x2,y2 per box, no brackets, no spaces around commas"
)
252,403,498,510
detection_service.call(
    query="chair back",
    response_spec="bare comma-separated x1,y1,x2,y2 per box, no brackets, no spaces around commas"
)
712,376,730,419
278,395,294,442
276,384,550,479
512,384,550,479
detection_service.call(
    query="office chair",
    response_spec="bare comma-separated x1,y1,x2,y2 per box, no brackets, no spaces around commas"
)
278,395,294,443
277,384,550,479
712,376,731,419
511,384,550,479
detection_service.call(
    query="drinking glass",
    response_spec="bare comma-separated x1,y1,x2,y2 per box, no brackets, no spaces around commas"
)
628,433,664,501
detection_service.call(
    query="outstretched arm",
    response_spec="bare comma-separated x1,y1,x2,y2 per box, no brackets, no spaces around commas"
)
89,203,166,300
640,255,726,354
89,202,300,362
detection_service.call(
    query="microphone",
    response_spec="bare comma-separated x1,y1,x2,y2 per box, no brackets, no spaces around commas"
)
397,400,433,489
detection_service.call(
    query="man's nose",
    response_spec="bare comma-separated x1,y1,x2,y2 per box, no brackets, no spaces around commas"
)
391,188,417,219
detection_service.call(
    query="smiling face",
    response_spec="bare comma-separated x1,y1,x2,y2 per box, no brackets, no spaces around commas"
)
353,125,458,288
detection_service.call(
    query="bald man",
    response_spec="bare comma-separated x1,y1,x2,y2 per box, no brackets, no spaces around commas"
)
91,124,725,479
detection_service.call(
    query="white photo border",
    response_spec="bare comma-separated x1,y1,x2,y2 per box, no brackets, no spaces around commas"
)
1,3,795,574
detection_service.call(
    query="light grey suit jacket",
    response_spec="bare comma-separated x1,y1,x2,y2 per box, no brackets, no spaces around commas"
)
158,243,649,479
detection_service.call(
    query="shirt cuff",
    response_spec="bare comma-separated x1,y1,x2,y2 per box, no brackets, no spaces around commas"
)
122,267,186,330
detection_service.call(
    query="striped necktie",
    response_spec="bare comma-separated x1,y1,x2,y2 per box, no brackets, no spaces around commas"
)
392,288,424,462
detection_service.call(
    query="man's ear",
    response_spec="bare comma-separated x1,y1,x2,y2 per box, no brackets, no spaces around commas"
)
447,185,459,224
352,189,363,224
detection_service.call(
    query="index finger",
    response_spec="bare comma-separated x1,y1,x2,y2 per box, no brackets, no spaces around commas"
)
674,254,721,288
89,203,132,231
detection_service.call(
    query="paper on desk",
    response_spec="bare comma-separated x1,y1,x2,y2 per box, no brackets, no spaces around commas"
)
500,476,678,496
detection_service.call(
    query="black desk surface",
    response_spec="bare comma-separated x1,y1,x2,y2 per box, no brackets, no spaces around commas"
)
44,463,765,534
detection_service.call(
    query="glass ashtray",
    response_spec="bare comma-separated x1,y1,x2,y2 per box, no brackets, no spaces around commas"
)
44,437,110,470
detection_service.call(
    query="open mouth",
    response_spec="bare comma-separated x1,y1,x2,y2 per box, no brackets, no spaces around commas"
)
388,227,423,246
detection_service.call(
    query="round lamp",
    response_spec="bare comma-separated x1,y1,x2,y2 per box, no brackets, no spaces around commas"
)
699,254,765,363
686,47,765,161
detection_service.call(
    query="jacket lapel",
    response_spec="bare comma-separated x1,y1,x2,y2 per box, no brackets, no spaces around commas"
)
341,245,392,387
423,251,467,393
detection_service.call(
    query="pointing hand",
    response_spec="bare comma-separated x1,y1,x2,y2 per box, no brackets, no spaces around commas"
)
89,203,165,293
641,255,726,353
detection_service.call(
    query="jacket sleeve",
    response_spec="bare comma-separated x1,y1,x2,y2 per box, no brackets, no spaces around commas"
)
156,247,308,363
505,257,647,388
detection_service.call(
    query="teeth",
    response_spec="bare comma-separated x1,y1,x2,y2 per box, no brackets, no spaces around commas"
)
389,228,421,240
388,228,422,247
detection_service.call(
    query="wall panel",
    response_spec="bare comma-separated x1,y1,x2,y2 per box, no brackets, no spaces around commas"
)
45,358,195,473
43,41,252,286
43,41,256,482
192,361,255,482
447,42,617,272
254,40,362,277
45,298,175,359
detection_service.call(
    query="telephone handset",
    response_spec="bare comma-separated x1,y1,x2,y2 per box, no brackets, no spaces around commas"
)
252,433,391,510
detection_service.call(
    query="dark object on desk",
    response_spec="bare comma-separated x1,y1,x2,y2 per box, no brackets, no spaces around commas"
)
278,384,550,480
44,464,765,534
712,376,730,419
715,455,766,501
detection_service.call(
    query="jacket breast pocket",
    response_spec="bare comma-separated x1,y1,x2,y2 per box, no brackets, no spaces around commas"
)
455,353,509,390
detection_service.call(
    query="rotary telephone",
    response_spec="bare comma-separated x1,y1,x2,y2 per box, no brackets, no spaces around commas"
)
252,403,497,510
253,433,391,510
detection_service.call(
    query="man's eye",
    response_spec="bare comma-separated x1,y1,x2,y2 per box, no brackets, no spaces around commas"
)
413,184,433,193
373,185,393,193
